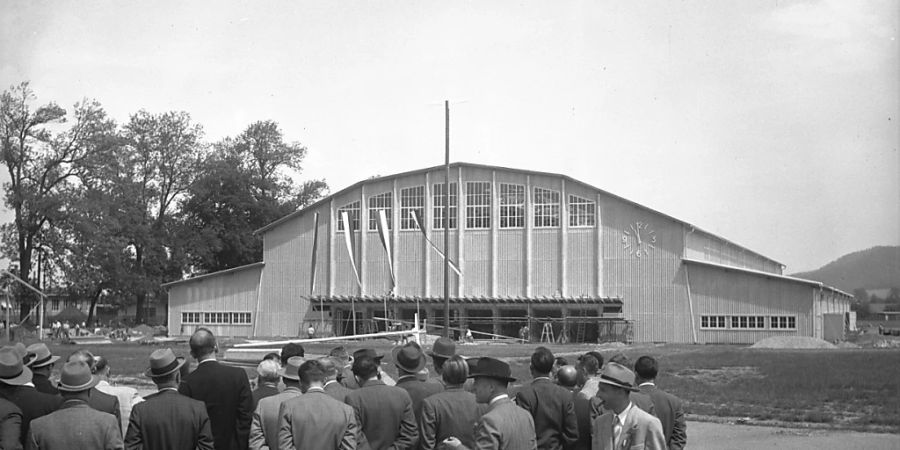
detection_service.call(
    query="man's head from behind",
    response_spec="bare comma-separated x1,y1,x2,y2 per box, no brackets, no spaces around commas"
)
579,354,600,376
298,359,325,392
351,354,379,383
189,328,217,360
530,346,554,376
318,357,339,382
280,343,305,366
256,359,281,384
441,355,468,387
633,355,658,382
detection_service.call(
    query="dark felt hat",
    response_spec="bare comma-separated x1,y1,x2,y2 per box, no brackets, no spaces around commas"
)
144,348,186,378
0,347,32,386
353,348,384,363
428,337,456,359
392,342,426,373
58,361,99,392
467,357,516,382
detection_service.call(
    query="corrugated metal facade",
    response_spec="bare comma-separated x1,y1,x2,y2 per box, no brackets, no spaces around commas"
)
166,263,263,337
164,162,851,342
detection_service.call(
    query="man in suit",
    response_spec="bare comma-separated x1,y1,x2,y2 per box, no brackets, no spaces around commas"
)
634,356,686,450
427,337,456,384
393,342,443,422
320,357,352,403
250,357,303,450
67,350,122,432
0,395,21,450
277,359,357,450
419,356,485,450
22,344,59,396
341,349,395,389
252,359,281,410
515,347,578,450
27,361,123,450
344,352,417,449
94,355,143,433
591,363,665,450
180,328,253,450
125,348,214,450
443,357,537,450
0,346,61,447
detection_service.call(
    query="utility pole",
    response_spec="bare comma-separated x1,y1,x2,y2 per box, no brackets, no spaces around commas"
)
443,100,451,338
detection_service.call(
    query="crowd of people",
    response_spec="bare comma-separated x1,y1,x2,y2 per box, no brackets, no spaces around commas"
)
0,327,686,449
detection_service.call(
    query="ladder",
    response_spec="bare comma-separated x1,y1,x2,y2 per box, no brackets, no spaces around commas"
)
540,322,554,344
575,309,588,343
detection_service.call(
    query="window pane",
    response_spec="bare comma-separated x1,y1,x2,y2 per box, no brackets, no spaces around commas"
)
499,183,524,228
368,192,393,230
466,182,491,229
432,183,458,229
534,187,560,227
400,186,424,230
337,201,361,231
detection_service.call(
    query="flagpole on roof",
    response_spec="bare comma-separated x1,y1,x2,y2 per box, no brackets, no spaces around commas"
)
443,100,451,339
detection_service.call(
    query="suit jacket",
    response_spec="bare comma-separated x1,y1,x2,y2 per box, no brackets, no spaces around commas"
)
515,378,578,450
572,393,602,450
180,360,254,450
629,392,655,417
29,375,57,396
0,397,22,450
89,388,122,433
278,388,357,450
418,386,485,450
0,385,63,447
395,375,443,422
324,380,352,403
458,396,536,450
344,379,417,450
124,389,214,450
591,404,665,450
638,385,685,450
27,399,122,450
249,387,302,450
251,383,280,411
97,381,143,434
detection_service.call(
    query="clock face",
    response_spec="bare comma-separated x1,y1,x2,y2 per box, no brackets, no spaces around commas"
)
622,221,657,258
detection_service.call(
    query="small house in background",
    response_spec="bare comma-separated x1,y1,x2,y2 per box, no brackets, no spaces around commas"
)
163,162,852,344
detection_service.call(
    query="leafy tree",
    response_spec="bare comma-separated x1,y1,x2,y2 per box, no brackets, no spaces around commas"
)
182,121,326,273
0,83,115,318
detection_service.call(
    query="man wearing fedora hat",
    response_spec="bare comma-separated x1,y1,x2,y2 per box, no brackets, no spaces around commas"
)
344,353,417,450
0,346,61,448
443,357,536,450
394,342,443,422
515,347,578,450
125,348,213,450
277,360,358,450
249,356,304,450
67,350,123,433
340,348,395,390
591,362,665,450
27,360,123,450
23,343,59,396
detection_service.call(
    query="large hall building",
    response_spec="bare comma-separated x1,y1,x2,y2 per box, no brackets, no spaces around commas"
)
163,163,851,344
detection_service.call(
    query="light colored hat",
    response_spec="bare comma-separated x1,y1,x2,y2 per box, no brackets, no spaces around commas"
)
281,356,304,381
596,362,639,392
144,348,186,378
0,347,32,386
24,343,60,368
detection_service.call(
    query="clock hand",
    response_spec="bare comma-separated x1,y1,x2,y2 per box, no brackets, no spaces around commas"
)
636,228,642,245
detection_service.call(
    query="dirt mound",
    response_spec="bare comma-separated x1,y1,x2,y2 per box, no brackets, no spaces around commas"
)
750,336,836,349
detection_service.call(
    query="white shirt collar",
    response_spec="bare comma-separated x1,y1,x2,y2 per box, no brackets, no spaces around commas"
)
638,382,655,387
615,402,634,425
199,357,217,364
306,386,325,393
324,380,338,387
489,394,509,406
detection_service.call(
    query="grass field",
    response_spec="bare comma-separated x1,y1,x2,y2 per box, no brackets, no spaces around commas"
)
18,339,900,433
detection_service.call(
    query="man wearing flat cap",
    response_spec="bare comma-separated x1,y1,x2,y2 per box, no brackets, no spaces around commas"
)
591,363,665,450
250,357,304,450
443,357,536,450
27,360,123,450
344,351,417,449
394,342,443,422
125,348,213,450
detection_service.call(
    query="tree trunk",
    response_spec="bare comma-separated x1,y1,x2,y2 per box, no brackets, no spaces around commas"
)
16,238,34,322
135,291,146,324
86,285,103,325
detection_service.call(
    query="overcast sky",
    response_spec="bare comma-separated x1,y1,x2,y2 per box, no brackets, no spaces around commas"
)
1,0,897,273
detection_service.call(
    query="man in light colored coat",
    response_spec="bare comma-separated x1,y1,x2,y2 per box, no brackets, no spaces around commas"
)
634,356,686,450
27,361,123,450
443,357,537,450
591,363,665,450
250,357,304,450
278,359,356,450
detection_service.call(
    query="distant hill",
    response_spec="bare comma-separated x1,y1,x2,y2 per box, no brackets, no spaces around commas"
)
791,246,900,293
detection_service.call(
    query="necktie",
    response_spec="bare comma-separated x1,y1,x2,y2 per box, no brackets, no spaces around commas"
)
613,416,623,444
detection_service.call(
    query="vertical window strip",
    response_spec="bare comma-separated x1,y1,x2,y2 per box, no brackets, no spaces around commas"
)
466,182,491,229
568,194,596,227
336,201,361,231
400,186,425,230
432,182,458,230
368,192,393,230
499,183,525,228
534,187,560,227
